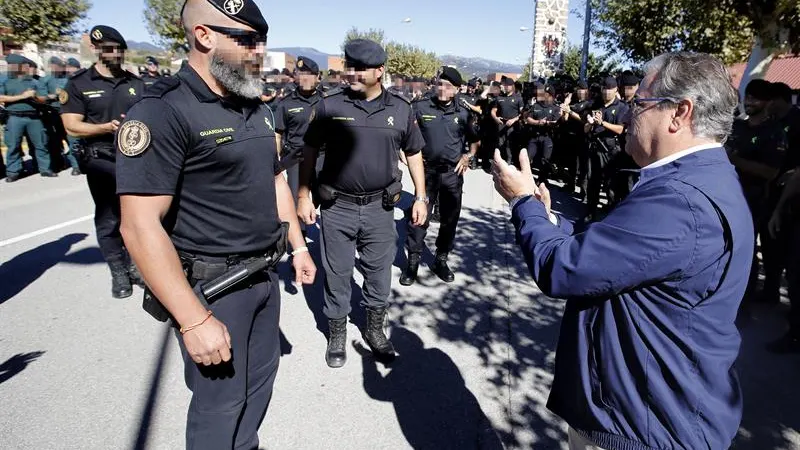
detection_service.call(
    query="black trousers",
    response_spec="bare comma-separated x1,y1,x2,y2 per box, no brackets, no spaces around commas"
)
177,271,280,450
527,135,554,183
406,168,464,256
497,125,518,163
85,168,125,264
607,151,639,206
320,199,396,319
563,133,588,189
586,149,614,217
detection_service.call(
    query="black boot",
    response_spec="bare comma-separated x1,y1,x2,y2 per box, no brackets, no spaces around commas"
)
127,262,145,288
326,318,347,368
108,260,133,299
399,253,421,286
431,252,455,283
364,308,395,361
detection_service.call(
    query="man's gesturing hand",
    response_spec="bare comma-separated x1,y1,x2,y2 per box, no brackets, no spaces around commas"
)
293,251,317,285
492,149,537,202
182,315,232,366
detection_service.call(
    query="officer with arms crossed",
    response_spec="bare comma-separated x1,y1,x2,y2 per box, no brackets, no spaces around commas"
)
60,26,146,298
117,1,316,449
298,39,428,368
400,66,479,286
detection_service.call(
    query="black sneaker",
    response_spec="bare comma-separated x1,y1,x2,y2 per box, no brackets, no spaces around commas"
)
5,173,21,183
71,168,82,176
40,171,58,178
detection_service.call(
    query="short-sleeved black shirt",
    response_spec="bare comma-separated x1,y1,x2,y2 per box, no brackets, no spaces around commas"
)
778,107,800,171
60,65,146,145
274,89,322,159
304,87,425,194
591,98,629,143
526,102,561,136
141,73,161,89
116,66,283,256
565,99,593,135
494,92,523,120
727,118,787,190
413,97,478,164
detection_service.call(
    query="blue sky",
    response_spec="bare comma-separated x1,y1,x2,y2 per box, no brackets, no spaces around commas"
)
85,0,588,64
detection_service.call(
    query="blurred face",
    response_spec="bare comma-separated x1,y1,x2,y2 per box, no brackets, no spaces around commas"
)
95,43,125,70
602,87,617,103
7,63,21,76
344,65,384,92
296,72,319,92
490,84,500,96
467,85,475,95
576,88,588,101
744,94,768,116
201,23,267,99
436,79,457,102
146,62,158,73
66,66,78,75
393,77,404,88
622,84,638,101
534,88,545,103
624,73,678,166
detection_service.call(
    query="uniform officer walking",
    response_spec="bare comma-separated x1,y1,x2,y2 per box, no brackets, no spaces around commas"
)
60,26,146,298
141,56,162,88
117,1,316,449
399,67,479,286
585,76,628,221
275,56,322,204
297,39,428,368
43,56,82,175
0,53,54,181
524,83,561,184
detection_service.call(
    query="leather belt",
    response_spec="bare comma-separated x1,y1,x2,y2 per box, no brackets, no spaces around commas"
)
336,190,383,206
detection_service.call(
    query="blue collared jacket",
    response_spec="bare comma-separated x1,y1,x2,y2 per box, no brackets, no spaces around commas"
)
511,147,754,450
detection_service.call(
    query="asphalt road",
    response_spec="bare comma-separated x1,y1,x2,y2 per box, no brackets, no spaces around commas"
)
0,169,798,450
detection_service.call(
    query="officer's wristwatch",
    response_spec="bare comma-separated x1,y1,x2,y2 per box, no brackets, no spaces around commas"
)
414,196,430,204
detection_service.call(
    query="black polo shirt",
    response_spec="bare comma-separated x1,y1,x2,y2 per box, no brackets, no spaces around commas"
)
413,97,478,164
526,102,561,136
60,65,145,145
565,99,593,135
304,87,425,194
494,92,523,120
116,66,283,256
141,72,161,89
274,88,322,158
591,98,629,142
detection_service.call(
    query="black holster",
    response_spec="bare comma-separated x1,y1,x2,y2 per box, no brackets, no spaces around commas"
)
142,223,289,323
382,179,403,210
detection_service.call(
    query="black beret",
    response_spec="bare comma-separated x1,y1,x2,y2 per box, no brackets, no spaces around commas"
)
601,76,618,89
467,79,477,88
281,67,292,76
66,57,81,69
161,68,172,76
745,79,772,100
501,77,515,86
770,82,792,102
90,25,127,49
439,66,463,87
270,68,281,75
202,0,269,35
49,56,65,66
543,84,556,96
576,80,589,89
620,73,640,87
5,54,25,65
145,56,159,65
344,39,387,68
490,81,501,88
295,56,319,75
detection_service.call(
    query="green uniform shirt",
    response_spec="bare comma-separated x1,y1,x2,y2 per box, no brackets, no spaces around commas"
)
0,75,47,112
43,74,69,111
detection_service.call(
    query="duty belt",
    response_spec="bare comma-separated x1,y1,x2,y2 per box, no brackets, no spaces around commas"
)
8,110,40,118
336,190,383,206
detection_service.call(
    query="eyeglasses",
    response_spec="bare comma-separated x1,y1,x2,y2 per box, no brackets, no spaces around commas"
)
203,24,267,48
632,95,680,109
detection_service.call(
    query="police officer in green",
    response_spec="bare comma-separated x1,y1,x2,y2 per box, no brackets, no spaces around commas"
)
42,56,81,175
0,53,54,182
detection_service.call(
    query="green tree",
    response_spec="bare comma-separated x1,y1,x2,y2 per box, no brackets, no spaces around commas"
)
143,0,185,52
385,42,440,78
0,0,90,47
519,45,619,81
341,27,385,52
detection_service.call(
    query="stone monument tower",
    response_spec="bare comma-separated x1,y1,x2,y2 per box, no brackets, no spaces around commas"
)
529,0,569,79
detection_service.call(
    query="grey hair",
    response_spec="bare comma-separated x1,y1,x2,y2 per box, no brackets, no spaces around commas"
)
209,54,263,99
643,52,738,144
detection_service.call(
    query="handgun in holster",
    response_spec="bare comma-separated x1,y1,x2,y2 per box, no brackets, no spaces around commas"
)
142,223,289,323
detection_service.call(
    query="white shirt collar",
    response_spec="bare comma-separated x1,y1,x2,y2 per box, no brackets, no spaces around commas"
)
639,142,721,171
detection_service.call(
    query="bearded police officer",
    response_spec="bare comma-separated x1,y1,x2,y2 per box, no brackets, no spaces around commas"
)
275,56,322,205
400,67,478,286
297,39,428,368
61,26,146,298
0,53,53,181
117,1,316,449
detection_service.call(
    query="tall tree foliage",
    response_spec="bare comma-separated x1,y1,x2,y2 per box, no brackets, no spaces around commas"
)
143,0,185,52
0,0,90,48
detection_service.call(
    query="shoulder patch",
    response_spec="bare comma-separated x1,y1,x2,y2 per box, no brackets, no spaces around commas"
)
143,77,181,99
389,90,411,104
323,87,343,98
58,89,69,105
118,120,152,157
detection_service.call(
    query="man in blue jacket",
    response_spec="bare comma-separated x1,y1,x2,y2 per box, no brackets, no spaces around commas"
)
494,52,754,450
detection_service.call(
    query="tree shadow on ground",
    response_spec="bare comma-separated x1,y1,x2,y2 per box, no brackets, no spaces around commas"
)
0,233,104,306
0,351,45,385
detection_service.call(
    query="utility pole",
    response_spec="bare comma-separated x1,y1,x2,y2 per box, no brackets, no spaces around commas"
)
529,0,538,82
579,0,591,81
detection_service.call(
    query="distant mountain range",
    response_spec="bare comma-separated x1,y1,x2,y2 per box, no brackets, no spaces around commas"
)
121,43,524,76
